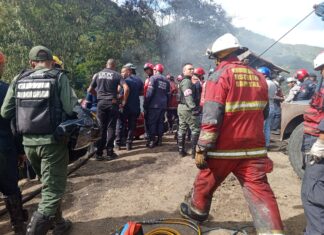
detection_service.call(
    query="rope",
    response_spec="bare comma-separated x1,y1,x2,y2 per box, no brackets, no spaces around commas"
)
257,9,315,58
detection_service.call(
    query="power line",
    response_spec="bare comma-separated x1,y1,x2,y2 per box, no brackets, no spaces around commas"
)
257,9,315,58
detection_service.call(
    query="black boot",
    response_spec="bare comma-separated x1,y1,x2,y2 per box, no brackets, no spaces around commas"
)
155,135,163,146
26,211,53,235
148,136,155,148
191,134,199,159
126,142,132,151
179,202,208,222
106,149,118,161
178,134,187,157
52,207,72,235
4,193,28,235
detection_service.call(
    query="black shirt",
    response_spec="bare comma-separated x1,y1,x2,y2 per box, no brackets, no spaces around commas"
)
90,68,124,101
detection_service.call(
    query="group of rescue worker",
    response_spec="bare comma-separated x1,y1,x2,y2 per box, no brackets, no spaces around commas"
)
0,31,324,235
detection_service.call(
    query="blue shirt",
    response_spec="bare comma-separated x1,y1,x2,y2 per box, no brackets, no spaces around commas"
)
125,76,141,114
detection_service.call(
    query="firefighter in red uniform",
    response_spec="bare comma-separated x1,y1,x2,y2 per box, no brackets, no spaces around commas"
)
301,51,324,235
143,63,154,97
166,74,178,133
179,33,284,235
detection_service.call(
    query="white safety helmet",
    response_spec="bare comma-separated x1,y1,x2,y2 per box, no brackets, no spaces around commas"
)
206,33,241,59
314,51,324,71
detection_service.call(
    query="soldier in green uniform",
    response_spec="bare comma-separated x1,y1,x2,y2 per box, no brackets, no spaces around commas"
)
177,63,200,157
1,46,78,235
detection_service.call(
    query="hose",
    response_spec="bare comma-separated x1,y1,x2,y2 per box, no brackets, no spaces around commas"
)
145,227,181,235
115,218,202,235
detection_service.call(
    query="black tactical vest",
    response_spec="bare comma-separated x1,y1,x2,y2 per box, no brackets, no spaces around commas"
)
15,69,63,135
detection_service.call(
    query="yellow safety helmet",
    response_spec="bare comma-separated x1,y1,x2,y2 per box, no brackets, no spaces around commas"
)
53,55,63,69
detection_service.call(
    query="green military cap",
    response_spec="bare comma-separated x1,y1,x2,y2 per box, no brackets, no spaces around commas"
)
29,45,53,61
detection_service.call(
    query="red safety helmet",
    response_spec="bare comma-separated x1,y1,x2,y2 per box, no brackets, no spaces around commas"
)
194,67,205,76
0,52,5,64
294,69,309,81
154,63,164,73
143,62,154,70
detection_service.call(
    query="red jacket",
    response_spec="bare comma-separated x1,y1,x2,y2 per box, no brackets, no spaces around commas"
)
304,88,324,136
168,80,178,109
198,57,268,159
143,77,150,97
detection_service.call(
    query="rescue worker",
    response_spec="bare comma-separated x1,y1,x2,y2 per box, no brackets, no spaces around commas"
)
143,63,154,98
125,63,144,95
143,63,154,140
271,75,284,135
166,74,178,133
88,59,129,160
308,72,318,94
177,63,200,158
116,66,141,150
1,46,78,235
192,68,204,110
257,66,276,149
294,69,315,101
301,51,324,235
144,63,170,148
0,51,28,235
284,77,300,103
180,34,284,235
53,55,64,69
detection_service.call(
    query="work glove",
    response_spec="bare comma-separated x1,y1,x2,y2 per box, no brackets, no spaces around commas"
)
310,138,324,158
195,145,208,169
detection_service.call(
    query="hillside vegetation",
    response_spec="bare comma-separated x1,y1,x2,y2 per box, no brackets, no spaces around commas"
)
0,0,321,94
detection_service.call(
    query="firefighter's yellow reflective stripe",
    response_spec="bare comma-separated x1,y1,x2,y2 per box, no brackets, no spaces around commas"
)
17,81,50,90
225,101,267,112
207,148,267,158
17,90,50,98
231,67,254,74
199,131,218,142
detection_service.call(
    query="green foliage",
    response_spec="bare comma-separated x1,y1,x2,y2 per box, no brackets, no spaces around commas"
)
0,0,160,94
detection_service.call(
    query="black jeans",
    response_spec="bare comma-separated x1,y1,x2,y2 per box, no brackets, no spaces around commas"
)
96,101,118,154
301,134,324,235
0,136,20,196
116,111,139,145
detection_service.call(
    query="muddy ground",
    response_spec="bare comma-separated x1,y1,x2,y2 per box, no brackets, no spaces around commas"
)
0,135,305,235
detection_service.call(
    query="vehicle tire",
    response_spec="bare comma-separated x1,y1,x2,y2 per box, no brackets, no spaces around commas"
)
288,123,304,179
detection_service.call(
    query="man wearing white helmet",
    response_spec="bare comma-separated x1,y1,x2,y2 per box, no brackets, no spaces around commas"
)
179,33,284,235
284,77,300,102
301,51,324,235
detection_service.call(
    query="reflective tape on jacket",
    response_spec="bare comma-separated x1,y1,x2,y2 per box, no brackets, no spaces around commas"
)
225,100,267,113
207,148,267,158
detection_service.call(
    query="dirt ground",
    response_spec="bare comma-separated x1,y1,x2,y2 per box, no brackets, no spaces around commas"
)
0,135,305,235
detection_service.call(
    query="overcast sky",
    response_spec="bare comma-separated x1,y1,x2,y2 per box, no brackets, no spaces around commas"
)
215,0,323,47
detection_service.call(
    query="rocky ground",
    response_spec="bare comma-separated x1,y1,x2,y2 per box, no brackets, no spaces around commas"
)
0,135,305,235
